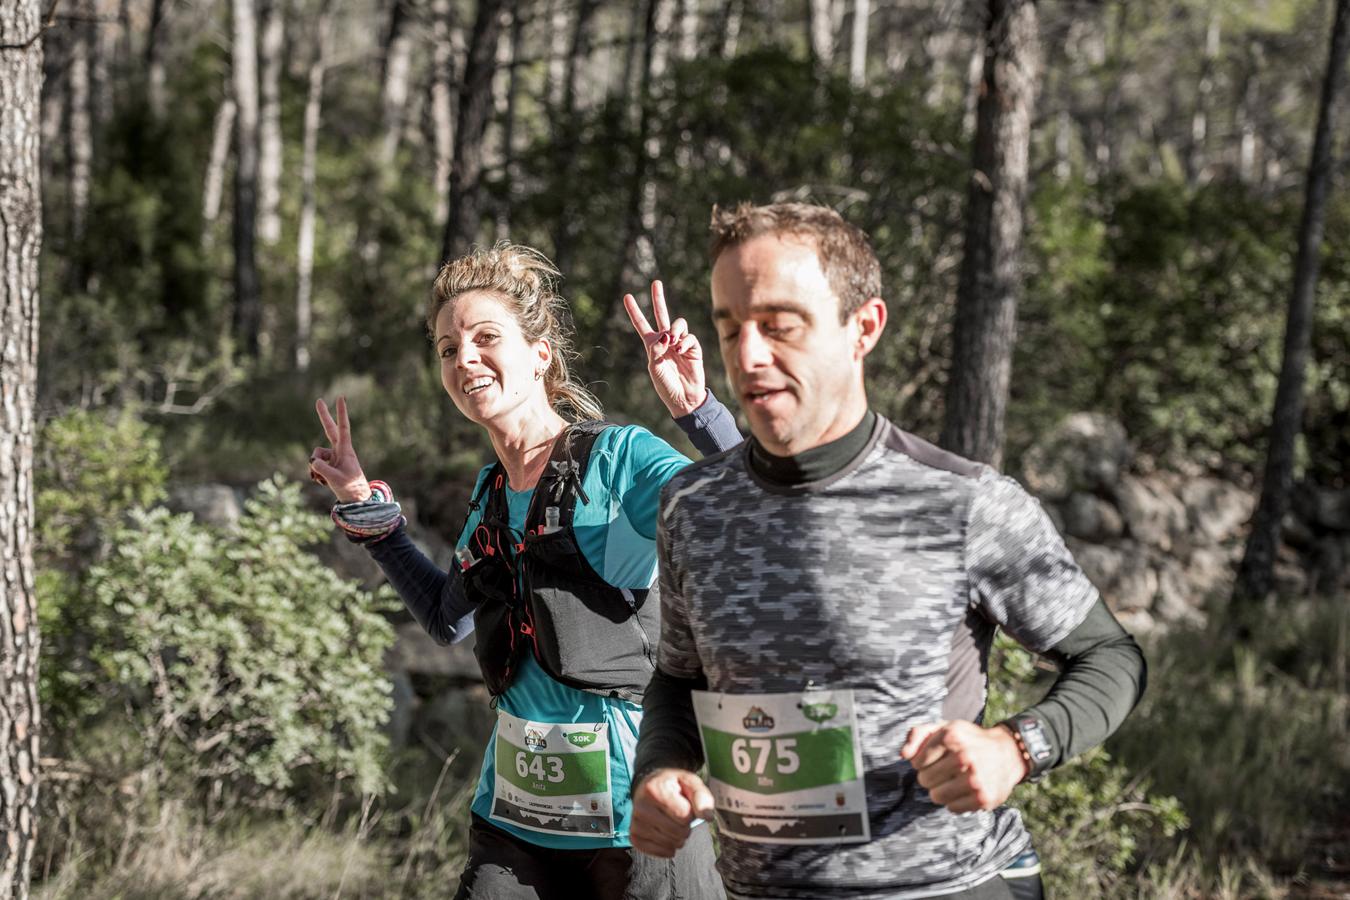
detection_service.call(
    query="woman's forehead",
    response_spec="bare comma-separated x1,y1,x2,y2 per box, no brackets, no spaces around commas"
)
437,290,516,333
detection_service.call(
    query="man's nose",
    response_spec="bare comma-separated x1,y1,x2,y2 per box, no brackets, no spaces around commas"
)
735,326,772,372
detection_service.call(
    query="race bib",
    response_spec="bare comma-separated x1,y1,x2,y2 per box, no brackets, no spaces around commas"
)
692,689,869,845
490,711,615,838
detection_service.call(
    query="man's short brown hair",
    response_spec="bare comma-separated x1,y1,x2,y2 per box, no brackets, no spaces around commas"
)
708,202,882,321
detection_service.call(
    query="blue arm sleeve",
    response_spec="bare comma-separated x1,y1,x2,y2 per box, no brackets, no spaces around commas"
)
672,388,742,457
365,525,478,645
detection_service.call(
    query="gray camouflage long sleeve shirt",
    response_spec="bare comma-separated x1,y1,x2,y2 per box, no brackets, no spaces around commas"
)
637,414,1143,899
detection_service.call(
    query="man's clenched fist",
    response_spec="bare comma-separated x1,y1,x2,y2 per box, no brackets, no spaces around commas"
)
900,720,1029,814
629,768,716,859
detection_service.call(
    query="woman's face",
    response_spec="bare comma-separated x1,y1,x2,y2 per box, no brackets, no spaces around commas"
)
435,290,551,426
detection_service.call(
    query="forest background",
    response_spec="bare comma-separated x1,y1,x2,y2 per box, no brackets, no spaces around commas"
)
1,0,1349,896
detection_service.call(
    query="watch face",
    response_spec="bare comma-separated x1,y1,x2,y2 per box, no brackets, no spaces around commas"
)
1021,719,1053,763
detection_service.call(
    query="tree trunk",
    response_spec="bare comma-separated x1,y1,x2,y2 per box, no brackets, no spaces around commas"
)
0,0,44,894
549,0,599,273
67,12,92,250
808,0,835,67
296,0,333,373
1185,10,1219,184
430,0,457,229
547,0,569,109
202,97,237,247
440,0,510,264
708,0,741,58
939,0,1040,470
145,0,168,117
677,0,700,60
231,0,262,357
493,6,522,241
848,0,869,86
379,0,416,166
91,1,115,128
609,0,666,338
257,0,284,245
1235,0,1350,606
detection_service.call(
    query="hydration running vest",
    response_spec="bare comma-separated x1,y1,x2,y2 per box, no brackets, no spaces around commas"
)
458,421,660,702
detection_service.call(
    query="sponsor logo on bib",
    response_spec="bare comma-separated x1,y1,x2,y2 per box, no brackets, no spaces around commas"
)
524,728,548,751
743,707,775,732
802,702,838,724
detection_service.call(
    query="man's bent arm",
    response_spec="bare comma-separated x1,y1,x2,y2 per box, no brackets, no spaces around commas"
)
1016,598,1147,769
634,667,708,785
634,476,710,785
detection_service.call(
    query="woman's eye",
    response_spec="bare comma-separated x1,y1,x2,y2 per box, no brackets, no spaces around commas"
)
440,346,457,358
478,333,498,344
718,329,739,343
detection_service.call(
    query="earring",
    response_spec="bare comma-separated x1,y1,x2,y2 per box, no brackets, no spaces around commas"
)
534,368,543,381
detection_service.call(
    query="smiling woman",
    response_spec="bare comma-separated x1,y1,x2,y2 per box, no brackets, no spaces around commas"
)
308,242,740,900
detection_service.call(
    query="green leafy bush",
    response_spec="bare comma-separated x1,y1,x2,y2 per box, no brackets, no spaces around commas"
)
987,634,1187,897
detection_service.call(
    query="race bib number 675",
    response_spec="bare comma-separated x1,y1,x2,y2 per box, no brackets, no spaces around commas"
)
692,689,869,845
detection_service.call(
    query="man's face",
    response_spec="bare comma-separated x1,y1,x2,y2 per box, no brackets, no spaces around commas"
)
711,234,870,456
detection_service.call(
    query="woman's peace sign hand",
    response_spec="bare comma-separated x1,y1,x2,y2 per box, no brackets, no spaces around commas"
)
623,280,708,418
310,396,373,503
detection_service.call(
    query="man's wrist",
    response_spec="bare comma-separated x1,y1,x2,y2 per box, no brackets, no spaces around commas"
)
999,713,1055,783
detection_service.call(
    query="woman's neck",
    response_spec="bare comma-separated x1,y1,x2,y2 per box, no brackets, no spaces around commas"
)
486,403,569,490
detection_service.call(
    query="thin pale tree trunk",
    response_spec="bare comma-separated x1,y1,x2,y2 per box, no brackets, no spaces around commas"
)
202,97,237,247
808,0,835,67
849,0,869,86
91,0,115,128
708,0,741,58
549,0,599,273
441,0,510,264
495,6,524,241
1235,0,1350,606
430,0,456,229
547,0,569,108
296,0,333,373
68,12,92,249
677,0,699,60
939,0,1040,470
257,0,284,244
609,0,666,336
379,0,416,166
1186,11,1219,184
145,0,168,117
0,0,44,893
231,0,262,357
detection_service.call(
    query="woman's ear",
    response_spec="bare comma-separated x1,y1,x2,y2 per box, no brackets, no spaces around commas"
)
535,338,553,380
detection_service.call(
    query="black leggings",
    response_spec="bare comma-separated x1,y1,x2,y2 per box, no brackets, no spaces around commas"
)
453,814,726,900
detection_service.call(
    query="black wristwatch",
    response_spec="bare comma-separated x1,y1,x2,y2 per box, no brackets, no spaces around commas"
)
1001,713,1055,783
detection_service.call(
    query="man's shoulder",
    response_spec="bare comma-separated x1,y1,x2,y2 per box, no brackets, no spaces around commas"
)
874,417,990,483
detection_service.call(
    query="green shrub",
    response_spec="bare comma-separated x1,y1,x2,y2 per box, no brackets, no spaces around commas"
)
65,477,399,795
988,634,1187,897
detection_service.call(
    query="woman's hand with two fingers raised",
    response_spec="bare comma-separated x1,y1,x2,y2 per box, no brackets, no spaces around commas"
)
309,396,373,504
623,280,708,418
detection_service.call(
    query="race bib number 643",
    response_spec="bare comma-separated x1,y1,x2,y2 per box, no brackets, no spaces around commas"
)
692,689,869,845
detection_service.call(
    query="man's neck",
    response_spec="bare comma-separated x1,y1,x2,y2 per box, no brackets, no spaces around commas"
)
749,409,878,486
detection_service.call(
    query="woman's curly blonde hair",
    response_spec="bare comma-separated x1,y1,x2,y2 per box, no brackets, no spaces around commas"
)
428,243,604,422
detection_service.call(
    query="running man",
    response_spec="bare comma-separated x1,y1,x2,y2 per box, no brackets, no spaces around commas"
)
629,202,1147,900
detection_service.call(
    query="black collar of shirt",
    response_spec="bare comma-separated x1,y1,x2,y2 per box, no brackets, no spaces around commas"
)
747,410,878,487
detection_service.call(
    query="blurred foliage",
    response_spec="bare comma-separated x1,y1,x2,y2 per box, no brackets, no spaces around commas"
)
1016,177,1350,483
986,635,1188,897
